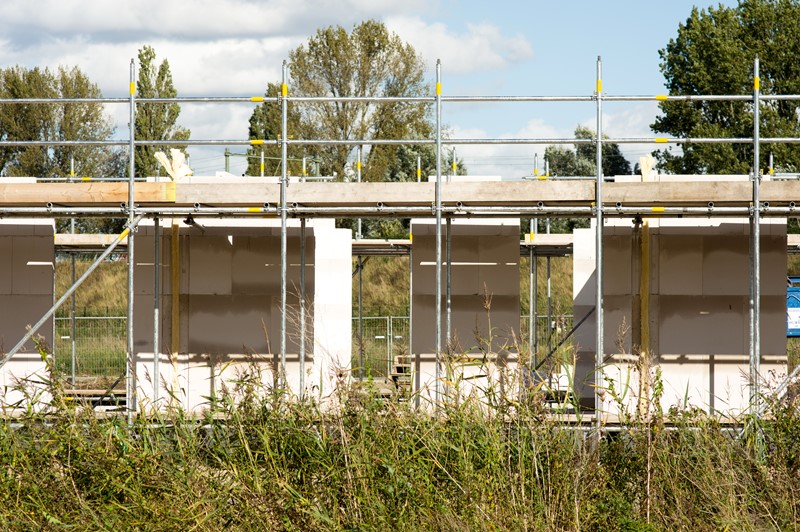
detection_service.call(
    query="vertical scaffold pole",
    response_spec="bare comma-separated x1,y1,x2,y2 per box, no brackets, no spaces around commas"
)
357,146,362,239
595,56,605,427
127,59,137,420
446,217,452,355
528,243,534,367
532,220,538,363
435,60,443,405
546,219,552,354
357,146,364,379
358,258,363,379
410,243,416,407
153,217,160,406
300,217,306,400
70,253,76,388
751,56,762,413
280,61,288,391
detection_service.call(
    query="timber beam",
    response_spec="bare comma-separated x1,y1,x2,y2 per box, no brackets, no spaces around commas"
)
3,180,800,214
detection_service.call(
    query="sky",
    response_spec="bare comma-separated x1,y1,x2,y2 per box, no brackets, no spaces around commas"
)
0,0,740,178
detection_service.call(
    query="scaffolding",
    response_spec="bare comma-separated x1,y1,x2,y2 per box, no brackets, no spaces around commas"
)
0,55,794,423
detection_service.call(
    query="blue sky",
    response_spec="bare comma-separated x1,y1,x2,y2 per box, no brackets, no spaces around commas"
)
0,0,739,177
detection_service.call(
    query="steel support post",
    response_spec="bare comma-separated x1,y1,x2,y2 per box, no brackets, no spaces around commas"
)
409,244,416,407
300,218,306,399
70,254,76,388
153,216,160,406
357,146,364,380
358,256,364,378
279,61,288,391
751,57,762,413
127,59,137,419
435,60,442,405
446,217,452,355
546,218,552,354
595,57,605,427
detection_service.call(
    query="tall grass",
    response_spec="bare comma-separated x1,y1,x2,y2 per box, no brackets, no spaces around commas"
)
2,348,800,531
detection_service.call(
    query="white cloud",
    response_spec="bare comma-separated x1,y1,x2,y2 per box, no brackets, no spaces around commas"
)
447,119,571,180
0,0,433,41
386,16,533,74
580,101,660,164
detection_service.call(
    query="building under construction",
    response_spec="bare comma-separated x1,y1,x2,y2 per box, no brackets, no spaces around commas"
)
0,58,796,423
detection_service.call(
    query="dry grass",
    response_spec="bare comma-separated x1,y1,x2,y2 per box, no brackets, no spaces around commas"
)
55,256,127,315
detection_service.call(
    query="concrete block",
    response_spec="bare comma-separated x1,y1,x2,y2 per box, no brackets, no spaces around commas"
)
231,236,272,295
602,236,632,296
762,236,787,296
12,236,53,295
0,353,51,412
702,235,749,296
187,294,271,354
659,235,703,295
0,295,54,354
0,237,11,295
658,295,747,356
188,236,232,295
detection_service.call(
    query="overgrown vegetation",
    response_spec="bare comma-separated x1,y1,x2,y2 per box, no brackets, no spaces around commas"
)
2,353,800,531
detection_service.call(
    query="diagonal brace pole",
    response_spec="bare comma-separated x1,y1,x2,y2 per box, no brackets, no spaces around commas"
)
0,214,144,369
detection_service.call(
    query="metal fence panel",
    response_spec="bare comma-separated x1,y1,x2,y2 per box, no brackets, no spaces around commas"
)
54,316,126,386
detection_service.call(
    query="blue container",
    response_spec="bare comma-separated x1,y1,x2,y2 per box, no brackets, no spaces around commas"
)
788,276,800,337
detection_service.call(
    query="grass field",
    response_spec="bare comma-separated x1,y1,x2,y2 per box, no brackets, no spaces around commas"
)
2,369,799,530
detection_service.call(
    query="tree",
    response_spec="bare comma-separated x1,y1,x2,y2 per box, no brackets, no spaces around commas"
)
245,82,305,176
545,126,631,177
134,46,190,177
653,0,800,174
0,65,115,178
540,126,631,234
286,20,432,182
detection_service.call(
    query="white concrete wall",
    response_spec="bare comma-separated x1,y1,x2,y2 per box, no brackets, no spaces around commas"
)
573,214,787,417
134,217,351,412
0,218,54,412
411,176,521,405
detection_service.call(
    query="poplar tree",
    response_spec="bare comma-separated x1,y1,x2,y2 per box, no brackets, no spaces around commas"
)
134,45,190,177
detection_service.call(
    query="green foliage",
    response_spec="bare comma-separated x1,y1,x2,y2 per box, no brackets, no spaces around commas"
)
0,65,117,178
542,126,630,233
135,45,190,177
545,125,632,178
245,82,307,177
654,0,800,173
247,20,431,183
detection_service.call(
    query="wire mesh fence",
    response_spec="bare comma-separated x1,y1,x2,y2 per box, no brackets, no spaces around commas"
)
352,317,409,378
54,316,126,387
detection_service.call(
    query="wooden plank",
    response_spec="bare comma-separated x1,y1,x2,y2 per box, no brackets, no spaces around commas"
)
175,181,597,207
55,234,127,247
3,179,800,208
0,182,175,206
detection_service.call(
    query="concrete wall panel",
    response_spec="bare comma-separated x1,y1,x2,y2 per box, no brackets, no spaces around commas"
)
659,235,703,295
12,236,53,295
188,236,232,295
574,214,787,415
0,237,11,295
